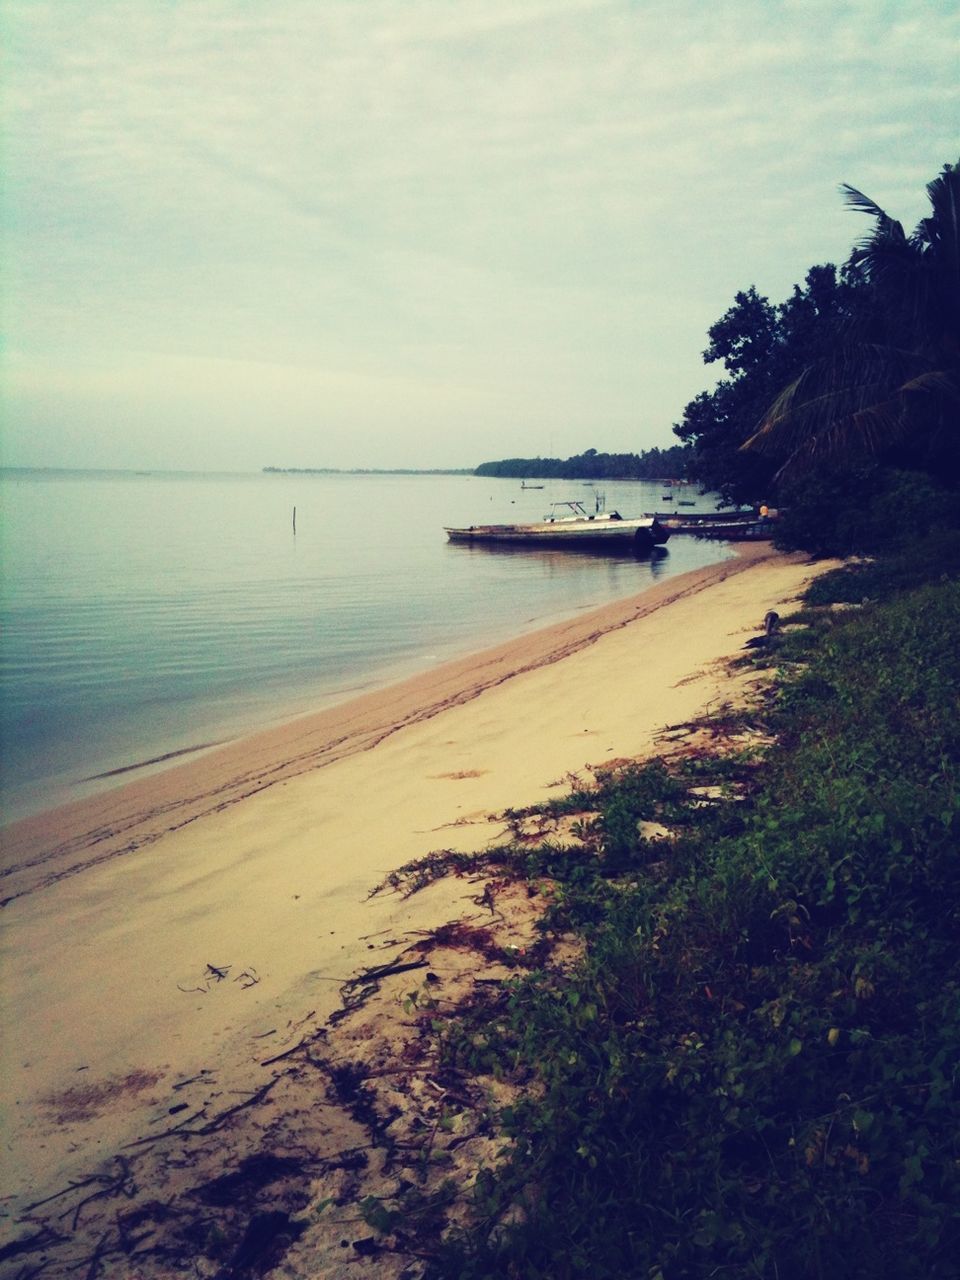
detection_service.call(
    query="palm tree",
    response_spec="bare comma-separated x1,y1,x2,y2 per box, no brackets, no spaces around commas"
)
743,161,960,482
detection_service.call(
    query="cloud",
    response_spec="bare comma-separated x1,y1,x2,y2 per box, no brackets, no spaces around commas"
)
2,0,957,468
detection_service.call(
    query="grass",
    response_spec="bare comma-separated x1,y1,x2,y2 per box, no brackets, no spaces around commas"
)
399,560,960,1278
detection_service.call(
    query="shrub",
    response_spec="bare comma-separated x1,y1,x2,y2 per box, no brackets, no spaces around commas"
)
774,467,960,558
427,580,960,1279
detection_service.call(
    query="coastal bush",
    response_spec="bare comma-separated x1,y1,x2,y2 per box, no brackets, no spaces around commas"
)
425,580,960,1279
773,466,960,559
802,526,960,603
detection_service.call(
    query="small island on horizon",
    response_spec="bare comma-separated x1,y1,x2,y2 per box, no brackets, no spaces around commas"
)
262,465,475,476
263,444,694,481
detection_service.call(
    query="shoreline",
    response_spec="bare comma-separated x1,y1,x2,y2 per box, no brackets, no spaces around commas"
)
0,469,733,832
0,543,836,1244
2,544,747,906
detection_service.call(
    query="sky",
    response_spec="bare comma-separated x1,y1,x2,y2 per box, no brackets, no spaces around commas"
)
1,0,957,473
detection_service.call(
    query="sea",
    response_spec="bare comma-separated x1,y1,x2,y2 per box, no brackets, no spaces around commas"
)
0,469,734,824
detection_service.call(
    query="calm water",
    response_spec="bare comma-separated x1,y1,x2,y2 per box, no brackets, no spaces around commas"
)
0,470,732,823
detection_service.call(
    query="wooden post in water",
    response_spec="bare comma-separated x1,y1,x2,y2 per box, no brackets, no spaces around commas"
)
292,506,297,535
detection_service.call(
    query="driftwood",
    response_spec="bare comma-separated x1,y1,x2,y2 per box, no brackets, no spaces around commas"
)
171,1070,213,1092
190,1077,279,1135
82,1230,111,1280
22,1178,107,1214
0,1224,65,1264
123,1109,208,1149
260,1038,311,1067
346,957,429,986
60,1158,135,1231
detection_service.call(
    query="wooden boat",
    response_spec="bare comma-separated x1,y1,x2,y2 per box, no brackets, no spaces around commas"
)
684,519,774,541
644,510,775,540
446,502,670,551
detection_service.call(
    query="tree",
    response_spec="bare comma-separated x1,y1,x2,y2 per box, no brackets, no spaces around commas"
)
673,268,861,503
743,160,960,483
474,446,692,481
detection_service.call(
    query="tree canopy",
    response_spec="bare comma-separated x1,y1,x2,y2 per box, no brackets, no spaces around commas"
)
474,445,692,481
672,266,864,503
744,160,960,483
673,159,960,519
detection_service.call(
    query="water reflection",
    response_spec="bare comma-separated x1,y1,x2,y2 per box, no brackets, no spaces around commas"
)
444,540,670,565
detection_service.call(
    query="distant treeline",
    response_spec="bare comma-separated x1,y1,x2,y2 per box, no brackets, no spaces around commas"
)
474,445,692,481
263,467,474,476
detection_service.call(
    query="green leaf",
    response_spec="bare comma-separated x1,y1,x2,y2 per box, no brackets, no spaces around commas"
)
852,1109,874,1133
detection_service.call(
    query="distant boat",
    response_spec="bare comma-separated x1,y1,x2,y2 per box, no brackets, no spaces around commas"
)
446,501,670,552
520,481,544,489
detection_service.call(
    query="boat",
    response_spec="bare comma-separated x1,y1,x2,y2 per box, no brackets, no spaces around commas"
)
520,481,544,489
644,510,776,540
683,518,775,541
446,501,670,552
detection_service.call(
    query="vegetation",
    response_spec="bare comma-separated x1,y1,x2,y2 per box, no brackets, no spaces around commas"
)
402,159,960,1277
318,161,960,1279
474,445,692,481
676,159,960,557
673,265,863,505
746,163,960,483
385,552,959,1278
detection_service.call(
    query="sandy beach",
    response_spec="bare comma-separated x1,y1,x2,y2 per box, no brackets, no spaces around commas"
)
0,544,836,1272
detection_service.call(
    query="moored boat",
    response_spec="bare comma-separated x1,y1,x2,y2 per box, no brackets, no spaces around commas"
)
644,509,777,540
683,518,774,541
446,501,670,552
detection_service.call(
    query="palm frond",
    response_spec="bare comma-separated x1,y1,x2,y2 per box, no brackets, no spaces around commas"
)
895,368,960,403
742,345,957,477
916,163,960,338
840,184,888,220
771,375,956,484
746,376,901,459
771,404,905,484
922,161,960,246
745,164,960,485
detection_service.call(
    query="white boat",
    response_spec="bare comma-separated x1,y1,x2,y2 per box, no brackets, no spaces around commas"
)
445,501,670,551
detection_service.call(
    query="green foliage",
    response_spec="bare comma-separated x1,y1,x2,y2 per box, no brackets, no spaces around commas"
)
426,576,960,1279
744,160,960,485
474,445,692,481
804,527,960,602
773,466,960,558
673,266,863,503
677,161,960,515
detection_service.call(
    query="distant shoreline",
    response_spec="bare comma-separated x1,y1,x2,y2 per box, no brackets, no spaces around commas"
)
262,465,475,475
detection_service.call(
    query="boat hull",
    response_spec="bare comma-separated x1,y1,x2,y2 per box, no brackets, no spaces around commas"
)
685,520,774,541
643,511,775,540
445,516,669,551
